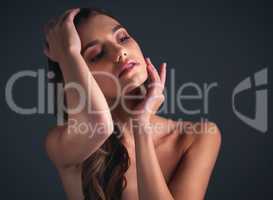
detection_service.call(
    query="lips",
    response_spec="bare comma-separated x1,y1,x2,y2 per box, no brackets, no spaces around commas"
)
118,59,139,78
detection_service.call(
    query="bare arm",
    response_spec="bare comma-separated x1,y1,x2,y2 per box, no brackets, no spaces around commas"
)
168,121,222,200
134,121,221,200
131,57,174,199
133,131,174,200
130,57,221,199
43,9,113,170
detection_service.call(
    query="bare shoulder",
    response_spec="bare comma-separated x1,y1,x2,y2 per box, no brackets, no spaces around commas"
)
150,116,221,154
174,119,222,151
44,125,66,167
44,125,84,200
165,119,222,199
44,124,81,171
44,124,67,146
44,125,64,155
159,118,222,156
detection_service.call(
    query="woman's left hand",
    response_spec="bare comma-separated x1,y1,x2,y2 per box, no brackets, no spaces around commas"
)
131,57,167,134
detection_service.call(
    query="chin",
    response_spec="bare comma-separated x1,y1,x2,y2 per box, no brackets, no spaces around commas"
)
122,72,148,94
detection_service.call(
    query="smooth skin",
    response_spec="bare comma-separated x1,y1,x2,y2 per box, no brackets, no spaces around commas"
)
43,8,222,200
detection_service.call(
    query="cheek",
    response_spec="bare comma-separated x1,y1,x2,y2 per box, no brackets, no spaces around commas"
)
130,40,143,54
88,62,114,77
128,40,146,65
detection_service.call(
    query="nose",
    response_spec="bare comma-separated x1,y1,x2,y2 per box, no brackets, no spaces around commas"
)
114,46,128,64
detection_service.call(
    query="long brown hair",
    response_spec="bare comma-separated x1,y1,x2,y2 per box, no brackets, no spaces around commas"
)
46,7,130,200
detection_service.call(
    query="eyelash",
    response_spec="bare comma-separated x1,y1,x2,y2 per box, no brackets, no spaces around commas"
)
90,35,131,63
120,35,130,42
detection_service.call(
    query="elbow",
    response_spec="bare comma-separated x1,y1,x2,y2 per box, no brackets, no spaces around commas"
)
100,113,114,134
94,115,114,137
209,121,222,146
68,112,114,137
104,120,114,136
202,121,222,152
94,110,114,136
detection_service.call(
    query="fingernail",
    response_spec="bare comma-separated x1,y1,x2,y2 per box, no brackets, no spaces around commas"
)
147,57,151,63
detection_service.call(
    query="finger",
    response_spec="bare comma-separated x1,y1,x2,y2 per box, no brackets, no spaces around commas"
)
43,38,53,60
144,93,165,114
44,18,58,34
61,8,74,20
145,58,165,94
62,8,80,24
43,45,50,58
43,34,51,57
57,8,75,26
146,60,156,82
43,38,49,50
159,62,167,86
146,57,161,82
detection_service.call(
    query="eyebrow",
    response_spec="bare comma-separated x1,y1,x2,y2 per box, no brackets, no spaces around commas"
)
81,24,124,55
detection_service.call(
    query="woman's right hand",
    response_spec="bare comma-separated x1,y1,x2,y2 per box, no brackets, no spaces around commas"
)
43,8,81,63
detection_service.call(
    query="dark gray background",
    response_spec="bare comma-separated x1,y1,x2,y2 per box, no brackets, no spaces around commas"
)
2,0,273,199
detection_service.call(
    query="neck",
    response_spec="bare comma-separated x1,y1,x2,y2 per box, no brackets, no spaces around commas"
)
107,84,146,146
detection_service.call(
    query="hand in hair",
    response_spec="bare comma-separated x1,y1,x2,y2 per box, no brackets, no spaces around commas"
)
43,8,81,63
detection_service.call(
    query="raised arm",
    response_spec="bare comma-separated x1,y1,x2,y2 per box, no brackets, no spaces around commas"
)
43,9,113,170
132,58,221,200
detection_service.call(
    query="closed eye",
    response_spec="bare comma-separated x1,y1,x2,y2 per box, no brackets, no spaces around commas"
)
89,35,131,63
90,50,105,63
120,35,130,42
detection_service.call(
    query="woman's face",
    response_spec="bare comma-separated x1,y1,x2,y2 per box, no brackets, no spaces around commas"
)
77,14,148,98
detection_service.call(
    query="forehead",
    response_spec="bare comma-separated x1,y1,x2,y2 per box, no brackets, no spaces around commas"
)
77,14,121,44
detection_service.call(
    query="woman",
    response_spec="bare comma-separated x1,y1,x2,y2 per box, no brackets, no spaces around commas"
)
43,7,222,200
